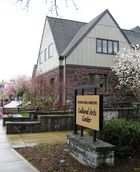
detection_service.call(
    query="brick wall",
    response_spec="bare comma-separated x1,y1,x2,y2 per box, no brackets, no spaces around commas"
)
36,67,64,102
35,65,122,106
65,65,112,102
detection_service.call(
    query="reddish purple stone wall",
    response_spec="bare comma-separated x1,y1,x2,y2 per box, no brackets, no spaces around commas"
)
65,65,111,101
37,65,118,105
37,67,63,102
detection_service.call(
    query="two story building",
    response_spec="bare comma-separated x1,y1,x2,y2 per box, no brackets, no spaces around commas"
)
32,9,140,106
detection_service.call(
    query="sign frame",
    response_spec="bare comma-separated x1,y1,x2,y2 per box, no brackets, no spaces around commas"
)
73,84,103,142
76,94,103,131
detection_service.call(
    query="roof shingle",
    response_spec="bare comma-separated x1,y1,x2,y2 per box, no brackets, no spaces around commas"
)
48,17,86,55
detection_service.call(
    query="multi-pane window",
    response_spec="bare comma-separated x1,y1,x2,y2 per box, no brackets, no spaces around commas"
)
89,74,107,93
96,38,119,54
48,43,53,58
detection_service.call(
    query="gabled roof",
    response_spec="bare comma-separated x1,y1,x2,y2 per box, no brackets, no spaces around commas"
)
59,9,130,57
45,9,139,60
122,26,140,45
131,26,140,32
61,9,108,57
47,17,86,55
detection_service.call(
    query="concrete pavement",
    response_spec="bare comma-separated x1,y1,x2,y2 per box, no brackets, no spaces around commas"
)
8,131,67,148
0,119,39,172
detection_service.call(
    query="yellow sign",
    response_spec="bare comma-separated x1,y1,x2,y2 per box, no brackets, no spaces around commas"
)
76,95,102,131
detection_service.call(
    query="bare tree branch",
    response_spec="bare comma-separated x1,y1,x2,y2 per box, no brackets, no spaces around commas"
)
16,0,78,15
54,0,59,16
71,0,78,10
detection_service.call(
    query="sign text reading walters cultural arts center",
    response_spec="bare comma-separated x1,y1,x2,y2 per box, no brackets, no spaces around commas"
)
76,95,103,131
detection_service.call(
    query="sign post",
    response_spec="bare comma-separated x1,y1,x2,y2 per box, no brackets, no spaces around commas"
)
74,89,78,134
74,84,103,142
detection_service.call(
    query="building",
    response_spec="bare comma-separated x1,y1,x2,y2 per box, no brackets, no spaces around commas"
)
32,9,140,106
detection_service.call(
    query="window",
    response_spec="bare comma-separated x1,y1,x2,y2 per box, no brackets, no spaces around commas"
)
113,41,118,54
39,51,43,64
89,74,107,93
50,78,55,87
44,48,47,61
97,39,101,53
103,40,107,53
108,41,113,54
96,38,119,54
48,43,53,58
39,49,47,63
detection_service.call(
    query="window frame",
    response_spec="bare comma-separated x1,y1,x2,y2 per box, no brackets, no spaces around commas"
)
48,43,53,58
102,40,108,53
88,73,107,93
96,38,119,55
39,51,43,64
44,48,47,61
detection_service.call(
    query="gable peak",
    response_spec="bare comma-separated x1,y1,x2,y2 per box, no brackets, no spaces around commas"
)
131,26,140,32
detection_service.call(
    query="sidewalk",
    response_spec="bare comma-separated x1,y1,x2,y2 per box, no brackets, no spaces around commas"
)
8,130,67,148
0,119,39,172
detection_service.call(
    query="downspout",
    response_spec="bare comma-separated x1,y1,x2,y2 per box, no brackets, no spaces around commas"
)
63,56,67,107
59,55,67,107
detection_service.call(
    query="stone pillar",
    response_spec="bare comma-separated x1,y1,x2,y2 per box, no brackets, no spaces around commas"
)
67,133,115,168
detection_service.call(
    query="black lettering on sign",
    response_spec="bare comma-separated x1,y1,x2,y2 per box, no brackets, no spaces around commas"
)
82,115,91,123
78,107,89,115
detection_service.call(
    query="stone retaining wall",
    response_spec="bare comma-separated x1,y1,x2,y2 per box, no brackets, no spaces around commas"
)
3,116,31,126
38,114,74,132
6,121,41,134
5,114,74,134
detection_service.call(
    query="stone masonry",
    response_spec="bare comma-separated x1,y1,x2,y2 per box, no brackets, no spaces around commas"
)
37,65,113,104
65,65,111,101
67,133,115,168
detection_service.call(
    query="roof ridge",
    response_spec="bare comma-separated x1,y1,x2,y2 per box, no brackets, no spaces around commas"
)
47,16,87,25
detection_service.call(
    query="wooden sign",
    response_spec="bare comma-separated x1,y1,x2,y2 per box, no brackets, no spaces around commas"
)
76,95,103,131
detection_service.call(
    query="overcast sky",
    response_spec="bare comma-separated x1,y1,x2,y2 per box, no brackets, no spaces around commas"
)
0,0,140,82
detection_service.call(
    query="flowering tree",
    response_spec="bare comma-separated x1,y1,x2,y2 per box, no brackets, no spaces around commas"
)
4,75,32,102
112,45,140,100
31,74,63,110
4,80,17,99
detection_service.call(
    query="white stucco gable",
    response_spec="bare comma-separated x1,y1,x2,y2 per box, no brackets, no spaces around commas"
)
36,17,59,75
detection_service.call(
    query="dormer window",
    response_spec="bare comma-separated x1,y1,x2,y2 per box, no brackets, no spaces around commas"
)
96,38,119,55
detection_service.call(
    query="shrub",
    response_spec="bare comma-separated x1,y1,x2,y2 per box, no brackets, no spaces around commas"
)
98,119,140,157
86,119,140,157
19,109,29,117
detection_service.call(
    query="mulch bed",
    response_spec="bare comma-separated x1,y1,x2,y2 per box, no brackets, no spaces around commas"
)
16,144,140,172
